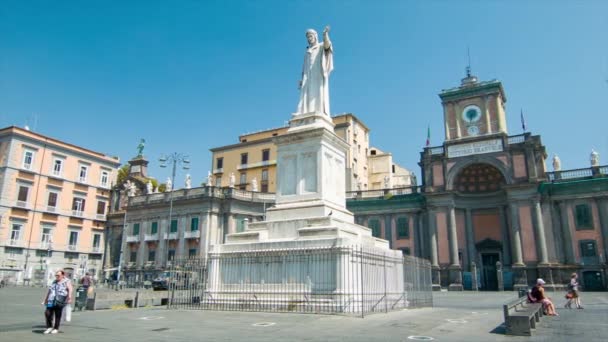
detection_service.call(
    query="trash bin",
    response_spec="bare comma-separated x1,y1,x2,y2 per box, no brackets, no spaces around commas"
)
75,287,88,311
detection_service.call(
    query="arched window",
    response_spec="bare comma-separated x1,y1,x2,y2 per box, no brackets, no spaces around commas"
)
454,163,505,193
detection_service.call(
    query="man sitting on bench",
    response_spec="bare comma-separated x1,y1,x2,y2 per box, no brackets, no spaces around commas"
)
529,278,558,316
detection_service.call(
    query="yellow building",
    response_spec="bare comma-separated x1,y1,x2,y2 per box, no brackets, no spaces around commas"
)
0,126,121,285
210,113,414,193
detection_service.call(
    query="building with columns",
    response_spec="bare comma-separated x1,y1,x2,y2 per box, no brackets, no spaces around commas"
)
347,72,608,291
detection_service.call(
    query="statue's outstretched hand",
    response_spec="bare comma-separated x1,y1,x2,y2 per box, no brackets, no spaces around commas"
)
323,26,330,34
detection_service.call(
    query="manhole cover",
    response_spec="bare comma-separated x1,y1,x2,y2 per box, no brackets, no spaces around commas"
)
407,336,434,341
446,319,467,324
252,322,276,327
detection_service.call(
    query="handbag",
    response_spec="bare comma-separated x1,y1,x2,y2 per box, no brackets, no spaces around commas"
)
565,292,573,299
54,295,68,307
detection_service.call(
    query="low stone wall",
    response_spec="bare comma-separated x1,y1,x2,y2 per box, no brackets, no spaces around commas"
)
87,290,169,310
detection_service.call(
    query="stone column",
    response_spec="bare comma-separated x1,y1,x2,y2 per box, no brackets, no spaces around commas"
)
448,206,463,291
444,103,451,140
465,209,476,267
509,203,524,266
177,217,186,260
227,214,236,235
158,219,167,265
558,201,575,264
428,210,441,291
596,198,608,262
384,215,393,249
532,200,549,265
414,212,424,258
137,223,146,268
499,206,511,265
470,262,478,291
199,212,209,257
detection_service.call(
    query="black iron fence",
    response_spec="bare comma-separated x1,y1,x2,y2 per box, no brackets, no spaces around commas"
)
166,246,432,316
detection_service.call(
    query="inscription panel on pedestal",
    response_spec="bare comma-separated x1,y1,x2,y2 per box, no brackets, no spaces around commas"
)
302,152,317,193
447,139,503,158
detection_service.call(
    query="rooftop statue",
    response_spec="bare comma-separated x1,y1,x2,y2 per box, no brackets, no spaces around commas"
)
136,138,145,157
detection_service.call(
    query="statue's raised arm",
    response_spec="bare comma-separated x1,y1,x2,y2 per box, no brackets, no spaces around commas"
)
296,25,334,116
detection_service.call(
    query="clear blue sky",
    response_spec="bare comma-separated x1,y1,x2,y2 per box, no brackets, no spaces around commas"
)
1,1,607,186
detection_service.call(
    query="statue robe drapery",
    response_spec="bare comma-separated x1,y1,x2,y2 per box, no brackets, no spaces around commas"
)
297,41,333,115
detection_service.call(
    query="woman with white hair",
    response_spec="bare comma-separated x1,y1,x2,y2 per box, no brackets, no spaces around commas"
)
531,278,558,316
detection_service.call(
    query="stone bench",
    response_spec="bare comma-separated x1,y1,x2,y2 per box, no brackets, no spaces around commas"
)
503,296,543,336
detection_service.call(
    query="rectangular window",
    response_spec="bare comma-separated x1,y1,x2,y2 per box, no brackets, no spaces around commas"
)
580,241,597,257
17,185,29,203
52,158,63,176
132,223,140,236
100,170,109,187
236,217,245,233
69,231,79,247
368,219,381,238
397,217,409,239
78,165,88,183
130,251,137,262
10,223,21,242
47,192,58,208
262,149,270,162
216,157,223,169
72,197,85,215
575,204,593,230
22,150,34,170
400,247,411,256
41,226,53,247
188,249,197,258
261,183,268,193
215,177,222,187
190,217,199,231
148,250,156,262
240,153,248,165
92,234,101,248
240,172,246,184
170,219,178,233
261,169,269,193
261,169,269,181
168,250,176,261
151,222,158,234
97,201,106,215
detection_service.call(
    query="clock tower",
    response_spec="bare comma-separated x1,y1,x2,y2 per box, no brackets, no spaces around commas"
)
439,69,508,141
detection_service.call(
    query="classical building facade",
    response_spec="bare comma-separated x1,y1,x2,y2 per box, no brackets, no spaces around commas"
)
210,113,414,193
347,74,608,291
0,126,120,285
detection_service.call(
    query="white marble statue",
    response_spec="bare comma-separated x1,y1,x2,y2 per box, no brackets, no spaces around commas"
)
207,171,214,186
146,180,153,194
591,149,600,167
153,186,159,194
251,177,258,192
166,177,173,192
229,172,236,188
552,154,561,172
124,180,136,197
297,26,333,116
185,174,192,189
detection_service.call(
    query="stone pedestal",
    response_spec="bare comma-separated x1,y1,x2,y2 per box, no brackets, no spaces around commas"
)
432,267,442,291
448,265,463,291
470,262,478,291
512,265,528,291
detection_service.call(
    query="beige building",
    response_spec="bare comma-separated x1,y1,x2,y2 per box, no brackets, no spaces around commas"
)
210,113,380,193
368,147,417,190
0,126,121,285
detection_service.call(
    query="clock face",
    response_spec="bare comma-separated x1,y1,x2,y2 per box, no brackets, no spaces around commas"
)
462,105,481,123
467,125,480,136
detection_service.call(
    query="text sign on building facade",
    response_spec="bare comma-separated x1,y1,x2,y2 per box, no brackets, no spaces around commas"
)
447,139,503,158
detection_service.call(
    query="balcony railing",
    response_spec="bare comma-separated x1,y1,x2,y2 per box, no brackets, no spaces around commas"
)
16,200,28,208
144,234,159,241
8,239,23,247
546,165,607,182
163,232,178,240
46,206,56,213
72,210,84,218
184,230,200,239
126,235,140,243
96,214,106,221
429,146,444,155
91,246,102,253
346,186,422,199
67,245,77,251
38,241,53,250
128,185,277,207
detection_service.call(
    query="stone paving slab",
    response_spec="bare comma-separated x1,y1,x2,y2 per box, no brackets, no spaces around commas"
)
1,287,606,341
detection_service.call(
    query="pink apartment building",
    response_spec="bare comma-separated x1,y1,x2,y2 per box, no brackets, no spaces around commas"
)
0,126,120,285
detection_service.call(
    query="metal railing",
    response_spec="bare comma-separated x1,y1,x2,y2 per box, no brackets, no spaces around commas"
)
346,186,422,199
166,246,432,317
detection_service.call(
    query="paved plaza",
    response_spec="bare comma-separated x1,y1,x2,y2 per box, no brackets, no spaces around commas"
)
1,287,607,341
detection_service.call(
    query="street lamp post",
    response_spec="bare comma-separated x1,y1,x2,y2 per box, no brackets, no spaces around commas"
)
159,153,190,269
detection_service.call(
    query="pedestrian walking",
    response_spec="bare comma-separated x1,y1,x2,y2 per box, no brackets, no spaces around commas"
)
565,273,583,309
42,269,73,334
